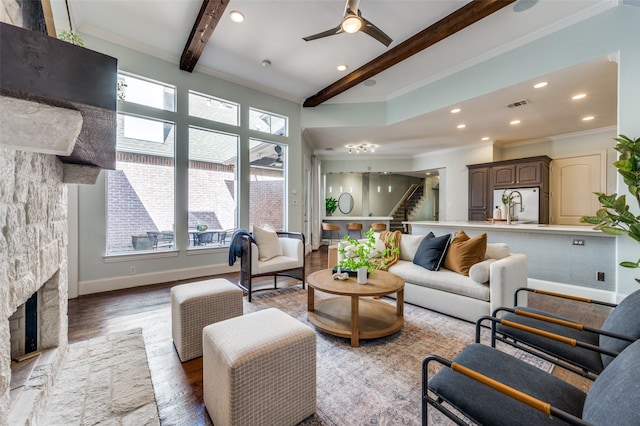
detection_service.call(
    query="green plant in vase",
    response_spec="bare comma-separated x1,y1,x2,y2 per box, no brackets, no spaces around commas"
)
580,134,640,283
337,228,398,274
325,197,337,216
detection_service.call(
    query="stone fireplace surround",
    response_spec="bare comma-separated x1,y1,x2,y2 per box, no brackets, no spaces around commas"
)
1,149,69,424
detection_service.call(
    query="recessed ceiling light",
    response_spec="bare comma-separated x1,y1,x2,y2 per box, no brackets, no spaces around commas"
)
510,120,521,125
457,124,466,129
481,137,490,141
572,93,587,100
261,59,271,67
533,82,548,89
450,108,461,114
337,64,347,71
582,116,595,121
363,79,376,87
229,11,245,23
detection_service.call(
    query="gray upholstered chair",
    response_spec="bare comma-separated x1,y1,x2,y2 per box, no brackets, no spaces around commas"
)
476,288,640,380
240,231,305,302
423,339,640,425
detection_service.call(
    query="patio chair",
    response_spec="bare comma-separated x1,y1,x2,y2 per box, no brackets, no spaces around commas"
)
239,231,305,302
423,339,640,425
476,287,640,380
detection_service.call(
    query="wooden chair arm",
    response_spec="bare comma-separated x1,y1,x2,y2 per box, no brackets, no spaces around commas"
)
423,355,591,425
513,287,617,308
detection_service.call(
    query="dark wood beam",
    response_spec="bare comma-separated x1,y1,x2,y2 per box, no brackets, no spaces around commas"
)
180,0,229,72
303,0,516,107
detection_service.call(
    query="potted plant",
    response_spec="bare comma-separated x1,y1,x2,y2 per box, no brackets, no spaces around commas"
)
581,134,640,283
326,197,338,216
337,228,398,283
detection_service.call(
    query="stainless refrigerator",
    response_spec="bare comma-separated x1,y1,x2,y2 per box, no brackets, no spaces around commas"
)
493,187,540,223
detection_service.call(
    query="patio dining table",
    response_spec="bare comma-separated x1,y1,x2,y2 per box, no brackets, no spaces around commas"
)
188,229,227,246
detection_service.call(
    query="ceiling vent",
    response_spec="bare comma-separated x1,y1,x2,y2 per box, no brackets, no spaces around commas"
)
507,99,530,108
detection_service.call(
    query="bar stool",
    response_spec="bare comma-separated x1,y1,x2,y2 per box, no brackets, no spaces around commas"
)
346,222,363,238
321,223,341,244
370,223,387,232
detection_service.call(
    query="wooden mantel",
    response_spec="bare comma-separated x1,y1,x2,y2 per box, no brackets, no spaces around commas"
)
0,22,118,170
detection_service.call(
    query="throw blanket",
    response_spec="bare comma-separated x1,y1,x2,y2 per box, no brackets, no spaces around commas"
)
228,229,255,266
375,230,402,270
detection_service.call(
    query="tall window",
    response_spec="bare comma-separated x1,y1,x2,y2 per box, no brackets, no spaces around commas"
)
107,113,176,253
249,139,286,230
107,73,176,254
189,91,239,126
188,127,238,247
117,73,175,112
249,108,288,136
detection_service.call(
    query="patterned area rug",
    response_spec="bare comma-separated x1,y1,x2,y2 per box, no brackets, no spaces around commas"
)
43,328,160,425
244,286,553,426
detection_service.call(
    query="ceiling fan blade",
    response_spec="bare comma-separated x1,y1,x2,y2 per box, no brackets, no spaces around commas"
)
361,17,392,47
303,25,343,42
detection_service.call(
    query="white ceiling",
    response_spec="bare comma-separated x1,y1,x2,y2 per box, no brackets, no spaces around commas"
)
59,0,622,158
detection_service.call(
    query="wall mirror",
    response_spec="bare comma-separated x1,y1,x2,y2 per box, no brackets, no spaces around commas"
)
338,192,354,214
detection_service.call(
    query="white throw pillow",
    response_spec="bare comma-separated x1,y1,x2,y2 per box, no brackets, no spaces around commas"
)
485,243,510,260
368,237,387,258
399,234,426,261
469,259,497,284
253,225,282,261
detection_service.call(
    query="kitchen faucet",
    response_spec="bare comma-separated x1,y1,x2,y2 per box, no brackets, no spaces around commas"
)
507,190,524,225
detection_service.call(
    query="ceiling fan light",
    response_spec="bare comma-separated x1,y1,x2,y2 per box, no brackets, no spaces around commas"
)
342,16,362,33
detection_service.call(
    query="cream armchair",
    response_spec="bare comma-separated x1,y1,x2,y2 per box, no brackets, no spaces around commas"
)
240,231,305,302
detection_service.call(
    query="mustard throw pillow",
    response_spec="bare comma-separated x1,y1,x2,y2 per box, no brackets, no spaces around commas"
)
444,230,487,276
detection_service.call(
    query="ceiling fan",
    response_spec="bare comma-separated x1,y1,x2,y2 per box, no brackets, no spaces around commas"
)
302,0,393,47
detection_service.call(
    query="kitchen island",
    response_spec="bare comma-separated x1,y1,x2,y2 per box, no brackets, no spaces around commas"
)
322,216,392,239
404,221,616,298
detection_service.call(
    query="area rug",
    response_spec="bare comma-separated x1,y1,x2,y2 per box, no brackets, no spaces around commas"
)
244,286,553,426
42,328,160,425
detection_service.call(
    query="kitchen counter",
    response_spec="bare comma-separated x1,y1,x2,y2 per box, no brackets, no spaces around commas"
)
404,221,613,237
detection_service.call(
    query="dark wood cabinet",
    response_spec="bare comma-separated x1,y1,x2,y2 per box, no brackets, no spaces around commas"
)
467,165,490,221
492,160,546,188
468,156,551,223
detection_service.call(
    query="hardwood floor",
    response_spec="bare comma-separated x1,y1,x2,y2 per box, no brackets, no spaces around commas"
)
67,246,609,424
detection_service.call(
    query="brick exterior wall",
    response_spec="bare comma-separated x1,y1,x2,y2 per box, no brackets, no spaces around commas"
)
107,153,285,251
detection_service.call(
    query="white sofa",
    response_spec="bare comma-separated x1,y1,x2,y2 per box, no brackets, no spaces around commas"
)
385,233,527,323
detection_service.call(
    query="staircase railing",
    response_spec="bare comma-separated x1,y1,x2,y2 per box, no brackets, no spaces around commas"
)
389,181,425,223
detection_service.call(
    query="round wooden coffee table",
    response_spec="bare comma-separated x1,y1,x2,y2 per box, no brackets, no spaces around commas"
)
307,269,404,347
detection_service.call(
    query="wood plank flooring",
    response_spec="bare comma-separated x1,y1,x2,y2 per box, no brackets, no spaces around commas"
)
67,245,609,424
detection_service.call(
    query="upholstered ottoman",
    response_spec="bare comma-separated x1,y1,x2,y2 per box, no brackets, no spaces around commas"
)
171,278,243,362
203,308,316,426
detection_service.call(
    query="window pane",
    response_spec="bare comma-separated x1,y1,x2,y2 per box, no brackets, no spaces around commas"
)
188,127,238,247
249,139,285,230
249,108,288,136
118,73,176,112
189,91,239,126
107,114,175,253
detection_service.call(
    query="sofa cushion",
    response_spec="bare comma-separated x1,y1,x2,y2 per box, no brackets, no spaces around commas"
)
253,225,282,261
469,259,496,284
413,233,451,271
389,261,491,301
399,233,428,261
444,230,487,276
485,243,510,260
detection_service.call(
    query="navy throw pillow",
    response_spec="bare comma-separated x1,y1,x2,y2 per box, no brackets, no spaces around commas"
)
413,234,452,271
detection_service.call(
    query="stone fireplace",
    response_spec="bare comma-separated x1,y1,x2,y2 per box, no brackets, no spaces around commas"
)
1,150,69,424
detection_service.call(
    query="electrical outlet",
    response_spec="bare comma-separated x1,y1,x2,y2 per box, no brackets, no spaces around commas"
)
572,239,585,246
130,266,136,275
597,272,605,281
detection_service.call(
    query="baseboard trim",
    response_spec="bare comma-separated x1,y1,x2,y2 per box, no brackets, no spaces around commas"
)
78,263,240,295
527,278,618,303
